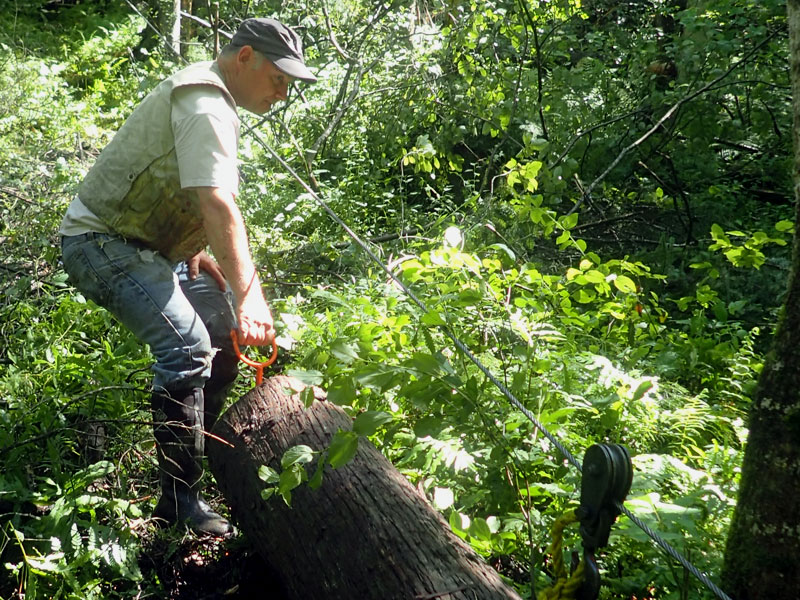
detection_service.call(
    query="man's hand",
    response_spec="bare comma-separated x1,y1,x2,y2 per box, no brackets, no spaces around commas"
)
187,250,227,291
236,290,275,346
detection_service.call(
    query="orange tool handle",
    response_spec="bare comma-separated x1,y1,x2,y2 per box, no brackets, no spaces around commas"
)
230,329,278,386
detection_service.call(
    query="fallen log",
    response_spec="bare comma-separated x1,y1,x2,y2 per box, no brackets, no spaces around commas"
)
207,375,522,600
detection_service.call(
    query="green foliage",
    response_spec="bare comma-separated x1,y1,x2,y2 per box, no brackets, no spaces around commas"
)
258,443,318,505
3,462,143,599
708,221,793,269
0,9,166,598
271,220,753,595
0,0,788,597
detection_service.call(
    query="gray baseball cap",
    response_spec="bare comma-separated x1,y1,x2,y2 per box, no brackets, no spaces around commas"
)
231,18,317,83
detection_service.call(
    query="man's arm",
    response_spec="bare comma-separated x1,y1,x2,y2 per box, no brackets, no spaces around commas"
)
193,186,275,346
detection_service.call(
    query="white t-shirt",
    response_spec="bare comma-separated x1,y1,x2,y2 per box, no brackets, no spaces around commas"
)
60,85,240,236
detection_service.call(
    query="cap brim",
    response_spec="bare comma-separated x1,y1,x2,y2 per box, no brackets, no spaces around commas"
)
271,56,317,83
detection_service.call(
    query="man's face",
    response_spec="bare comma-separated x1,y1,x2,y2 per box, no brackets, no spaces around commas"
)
237,50,294,114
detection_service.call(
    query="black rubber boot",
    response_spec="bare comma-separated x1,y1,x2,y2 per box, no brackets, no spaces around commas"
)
202,351,239,434
151,386,234,536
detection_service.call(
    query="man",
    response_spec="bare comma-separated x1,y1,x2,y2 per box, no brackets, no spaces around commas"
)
60,18,316,536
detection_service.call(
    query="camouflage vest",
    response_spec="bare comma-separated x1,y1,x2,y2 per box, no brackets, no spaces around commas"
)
78,62,238,262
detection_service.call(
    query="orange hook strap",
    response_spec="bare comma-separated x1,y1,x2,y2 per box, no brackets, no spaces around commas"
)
230,329,278,386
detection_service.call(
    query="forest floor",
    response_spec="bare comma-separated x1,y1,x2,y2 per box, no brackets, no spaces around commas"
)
139,528,288,600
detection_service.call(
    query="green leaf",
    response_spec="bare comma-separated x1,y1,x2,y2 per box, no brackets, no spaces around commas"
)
354,364,397,391
330,339,359,364
287,369,324,386
421,310,447,326
327,430,359,469
300,386,315,408
414,415,444,438
258,465,279,484
278,465,306,505
353,411,393,437
69,461,115,490
408,352,444,375
400,378,446,409
489,243,516,262
613,275,637,294
469,517,492,541
27,552,67,574
456,288,482,306
631,380,654,401
328,375,356,406
281,445,315,469
689,261,713,270
308,457,325,490
449,511,470,537
310,288,351,307
775,219,794,232
561,212,579,230
582,270,605,284
713,301,728,322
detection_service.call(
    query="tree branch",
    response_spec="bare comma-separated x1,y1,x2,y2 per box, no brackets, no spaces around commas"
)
517,0,548,139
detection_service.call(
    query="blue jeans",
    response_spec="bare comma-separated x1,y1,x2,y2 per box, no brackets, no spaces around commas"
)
61,233,238,391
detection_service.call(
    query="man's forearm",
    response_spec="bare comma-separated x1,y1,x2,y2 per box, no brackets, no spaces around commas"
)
194,187,261,303
193,186,274,345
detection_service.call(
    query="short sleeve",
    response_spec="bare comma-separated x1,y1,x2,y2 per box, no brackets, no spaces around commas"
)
171,85,240,195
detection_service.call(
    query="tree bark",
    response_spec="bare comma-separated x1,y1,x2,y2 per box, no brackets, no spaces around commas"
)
721,3,800,598
207,375,522,600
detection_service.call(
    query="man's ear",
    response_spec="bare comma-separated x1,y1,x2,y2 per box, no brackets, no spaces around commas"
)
236,45,255,66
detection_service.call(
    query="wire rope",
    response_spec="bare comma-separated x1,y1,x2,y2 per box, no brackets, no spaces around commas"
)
617,503,733,600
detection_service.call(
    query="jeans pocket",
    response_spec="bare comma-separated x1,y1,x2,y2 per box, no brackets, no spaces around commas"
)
62,239,112,307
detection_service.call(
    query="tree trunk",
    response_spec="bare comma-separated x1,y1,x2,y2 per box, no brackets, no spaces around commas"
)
207,375,522,600
136,0,181,59
169,0,181,56
720,3,800,598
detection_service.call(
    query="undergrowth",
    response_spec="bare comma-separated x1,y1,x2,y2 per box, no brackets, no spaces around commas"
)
0,2,787,599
